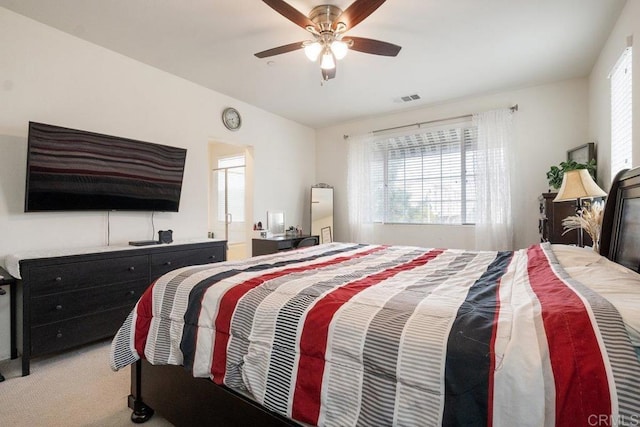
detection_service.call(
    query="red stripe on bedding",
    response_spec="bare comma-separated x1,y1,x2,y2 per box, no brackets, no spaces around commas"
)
527,245,611,427
133,283,156,358
210,246,387,384
291,249,445,425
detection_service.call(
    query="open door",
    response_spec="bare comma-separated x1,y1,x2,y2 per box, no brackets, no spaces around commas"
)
209,143,253,260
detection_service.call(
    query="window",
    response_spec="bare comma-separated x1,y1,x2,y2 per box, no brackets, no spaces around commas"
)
369,122,477,225
611,46,632,179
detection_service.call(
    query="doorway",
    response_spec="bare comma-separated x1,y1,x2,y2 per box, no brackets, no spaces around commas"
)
209,142,253,260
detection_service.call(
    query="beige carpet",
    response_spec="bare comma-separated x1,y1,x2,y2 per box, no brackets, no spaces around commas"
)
0,340,172,426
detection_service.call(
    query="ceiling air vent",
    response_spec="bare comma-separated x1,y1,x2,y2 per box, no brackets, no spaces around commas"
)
394,94,421,103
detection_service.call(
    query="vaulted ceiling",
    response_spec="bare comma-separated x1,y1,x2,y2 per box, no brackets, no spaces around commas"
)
0,0,626,128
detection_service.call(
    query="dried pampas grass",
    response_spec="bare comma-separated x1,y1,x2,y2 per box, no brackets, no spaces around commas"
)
562,200,605,252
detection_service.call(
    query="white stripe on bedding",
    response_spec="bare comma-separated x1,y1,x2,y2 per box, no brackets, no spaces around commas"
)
552,244,640,347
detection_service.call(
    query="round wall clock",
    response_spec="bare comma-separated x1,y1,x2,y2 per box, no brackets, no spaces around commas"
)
222,107,242,131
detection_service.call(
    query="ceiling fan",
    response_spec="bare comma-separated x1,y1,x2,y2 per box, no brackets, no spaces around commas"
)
255,0,401,81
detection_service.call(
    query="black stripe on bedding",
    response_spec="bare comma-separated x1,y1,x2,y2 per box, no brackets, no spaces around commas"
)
356,252,479,426
442,251,513,426
180,244,368,373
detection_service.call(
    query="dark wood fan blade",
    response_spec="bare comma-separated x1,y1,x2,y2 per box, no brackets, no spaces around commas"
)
254,41,304,58
347,37,401,56
263,0,316,30
334,0,387,31
322,67,336,81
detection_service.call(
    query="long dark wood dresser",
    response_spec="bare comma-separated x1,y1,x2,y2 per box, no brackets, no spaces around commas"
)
5,239,227,376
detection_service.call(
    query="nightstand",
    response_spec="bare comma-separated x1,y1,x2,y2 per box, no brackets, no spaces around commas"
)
539,193,594,246
0,266,17,382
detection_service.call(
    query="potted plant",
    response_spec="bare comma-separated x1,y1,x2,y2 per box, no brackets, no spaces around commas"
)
546,159,597,191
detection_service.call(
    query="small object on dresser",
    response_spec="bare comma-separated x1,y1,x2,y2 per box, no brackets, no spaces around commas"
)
158,230,173,244
129,240,160,246
285,226,298,237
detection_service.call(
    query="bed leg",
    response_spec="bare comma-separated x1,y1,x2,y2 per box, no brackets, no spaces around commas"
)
129,360,154,423
128,394,155,423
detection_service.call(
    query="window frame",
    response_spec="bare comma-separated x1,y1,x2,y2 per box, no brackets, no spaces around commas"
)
610,45,632,180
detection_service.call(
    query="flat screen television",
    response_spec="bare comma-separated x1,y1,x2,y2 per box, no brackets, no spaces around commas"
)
25,122,187,212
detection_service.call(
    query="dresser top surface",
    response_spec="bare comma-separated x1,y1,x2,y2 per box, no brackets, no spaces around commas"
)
253,234,316,242
4,238,226,279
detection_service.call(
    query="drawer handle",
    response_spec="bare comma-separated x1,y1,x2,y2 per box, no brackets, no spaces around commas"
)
209,255,216,260
128,266,135,271
55,305,63,311
165,261,172,266
127,290,135,296
55,277,62,282
56,330,62,339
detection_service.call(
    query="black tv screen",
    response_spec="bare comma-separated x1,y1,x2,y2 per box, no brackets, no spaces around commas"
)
25,122,187,212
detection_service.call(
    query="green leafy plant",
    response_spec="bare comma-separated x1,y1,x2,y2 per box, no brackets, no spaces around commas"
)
546,159,597,190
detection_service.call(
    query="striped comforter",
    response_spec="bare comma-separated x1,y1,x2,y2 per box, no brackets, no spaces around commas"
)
110,242,640,426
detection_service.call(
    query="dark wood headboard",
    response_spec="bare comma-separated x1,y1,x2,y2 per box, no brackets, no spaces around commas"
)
600,167,640,272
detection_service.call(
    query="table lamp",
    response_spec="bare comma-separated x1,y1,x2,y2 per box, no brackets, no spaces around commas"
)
553,169,607,246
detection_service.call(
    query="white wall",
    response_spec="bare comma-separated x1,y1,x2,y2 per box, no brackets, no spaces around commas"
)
589,0,639,189
316,78,590,250
0,8,315,359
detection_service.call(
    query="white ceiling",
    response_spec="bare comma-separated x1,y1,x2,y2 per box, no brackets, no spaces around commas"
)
0,0,626,129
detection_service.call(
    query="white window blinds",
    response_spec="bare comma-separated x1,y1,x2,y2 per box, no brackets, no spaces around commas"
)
611,46,632,179
369,122,477,225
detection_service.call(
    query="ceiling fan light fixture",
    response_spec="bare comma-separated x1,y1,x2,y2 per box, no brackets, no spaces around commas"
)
330,40,349,60
257,0,402,81
320,49,336,70
304,41,322,61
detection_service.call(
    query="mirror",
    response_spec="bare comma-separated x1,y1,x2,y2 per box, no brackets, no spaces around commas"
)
267,211,285,235
311,186,333,243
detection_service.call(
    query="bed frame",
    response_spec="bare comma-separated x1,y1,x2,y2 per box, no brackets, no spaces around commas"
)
599,167,640,271
128,357,298,426
127,167,640,427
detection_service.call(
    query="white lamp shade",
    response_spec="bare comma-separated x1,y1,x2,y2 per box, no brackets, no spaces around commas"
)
304,42,322,61
330,40,349,60
320,51,335,70
553,169,607,202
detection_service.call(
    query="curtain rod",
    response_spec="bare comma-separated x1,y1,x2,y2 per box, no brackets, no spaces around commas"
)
343,104,518,140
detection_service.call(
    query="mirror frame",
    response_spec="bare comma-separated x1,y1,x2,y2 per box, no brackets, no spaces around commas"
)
311,185,334,243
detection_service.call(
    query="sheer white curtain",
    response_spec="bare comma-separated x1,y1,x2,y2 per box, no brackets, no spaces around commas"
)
347,133,376,243
472,108,514,250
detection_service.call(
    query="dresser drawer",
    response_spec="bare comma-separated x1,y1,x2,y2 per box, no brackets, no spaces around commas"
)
26,255,149,297
151,246,225,279
30,280,149,326
30,305,132,356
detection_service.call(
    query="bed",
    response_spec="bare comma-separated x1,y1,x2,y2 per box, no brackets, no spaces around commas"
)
110,167,640,427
